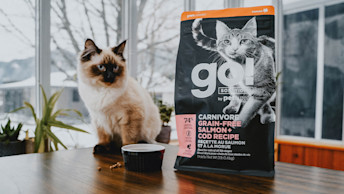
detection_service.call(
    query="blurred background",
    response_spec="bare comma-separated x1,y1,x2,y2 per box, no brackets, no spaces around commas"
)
0,0,343,163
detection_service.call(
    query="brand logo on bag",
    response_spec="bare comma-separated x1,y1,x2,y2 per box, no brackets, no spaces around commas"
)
252,8,268,13
191,58,254,98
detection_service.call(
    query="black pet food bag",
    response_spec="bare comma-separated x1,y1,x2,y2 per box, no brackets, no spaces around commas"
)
174,6,276,177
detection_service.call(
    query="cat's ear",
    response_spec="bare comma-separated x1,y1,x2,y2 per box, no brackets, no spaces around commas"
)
112,40,126,58
81,39,101,62
242,17,257,37
216,20,231,39
84,39,100,51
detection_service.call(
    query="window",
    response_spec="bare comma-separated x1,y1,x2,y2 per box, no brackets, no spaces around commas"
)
196,0,224,11
281,9,319,137
322,2,344,140
72,89,80,102
0,0,36,137
280,0,344,143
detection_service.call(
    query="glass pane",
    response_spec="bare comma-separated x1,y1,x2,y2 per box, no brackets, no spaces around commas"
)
281,9,319,137
322,3,344,140
196,0,224,11
0,0,36,139
243,0,273,7
137,0,183,140
50,0,122,148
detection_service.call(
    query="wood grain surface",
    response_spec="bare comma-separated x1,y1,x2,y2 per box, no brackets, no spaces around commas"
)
0,144,344,193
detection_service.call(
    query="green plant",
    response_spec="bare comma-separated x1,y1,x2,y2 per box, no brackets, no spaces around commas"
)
158,100,174,126
13,86,89,152
0,119,23,143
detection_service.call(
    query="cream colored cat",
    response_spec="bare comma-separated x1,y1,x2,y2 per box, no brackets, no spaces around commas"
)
77,39,161,154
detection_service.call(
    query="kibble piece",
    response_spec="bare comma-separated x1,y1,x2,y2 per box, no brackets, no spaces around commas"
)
97,167,102,171
109,162,122,170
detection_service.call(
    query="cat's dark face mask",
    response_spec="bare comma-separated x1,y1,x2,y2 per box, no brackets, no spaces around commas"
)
99,63,120,83
80,39,127,88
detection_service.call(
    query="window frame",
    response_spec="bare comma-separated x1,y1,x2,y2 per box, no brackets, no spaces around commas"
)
36,0,344,144
277,0,344,145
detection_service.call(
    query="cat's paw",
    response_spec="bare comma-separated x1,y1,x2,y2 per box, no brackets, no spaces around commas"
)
223,104,240,114
259,112,276,124
93,142,121,155
93,144,110,154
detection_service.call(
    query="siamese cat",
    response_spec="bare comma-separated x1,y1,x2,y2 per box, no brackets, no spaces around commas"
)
77,39,161,154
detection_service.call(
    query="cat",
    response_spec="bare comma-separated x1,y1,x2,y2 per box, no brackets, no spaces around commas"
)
192,17,276,127
77,39,161,154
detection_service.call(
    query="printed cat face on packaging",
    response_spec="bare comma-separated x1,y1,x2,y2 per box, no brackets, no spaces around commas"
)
216,17,258,60
79,39,127,88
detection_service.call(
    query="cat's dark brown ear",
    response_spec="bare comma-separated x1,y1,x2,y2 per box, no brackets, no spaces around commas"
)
81,39,102,62
85,39,99,50
112,40,126,58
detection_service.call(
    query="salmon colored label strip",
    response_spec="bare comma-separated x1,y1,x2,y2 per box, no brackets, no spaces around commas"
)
176,114,196,158
181,6,275,21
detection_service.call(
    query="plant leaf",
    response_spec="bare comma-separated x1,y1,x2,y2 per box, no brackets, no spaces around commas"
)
48,120,89,133
40,86,49,122
48,89,63,110
34,120,43,152
10,106,26,113
40,85,48,109
52,109,82,119
24,102,37,122
45,129,67,150
9,123,22,141
43,89,63,123
53,140,59,151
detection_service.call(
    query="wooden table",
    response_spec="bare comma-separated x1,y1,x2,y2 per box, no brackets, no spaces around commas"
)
0,144,343,193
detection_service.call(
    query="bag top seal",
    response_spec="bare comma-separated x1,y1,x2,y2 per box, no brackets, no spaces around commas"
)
181,6,275,21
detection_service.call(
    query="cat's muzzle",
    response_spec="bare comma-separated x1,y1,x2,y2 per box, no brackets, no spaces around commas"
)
104,72,116,83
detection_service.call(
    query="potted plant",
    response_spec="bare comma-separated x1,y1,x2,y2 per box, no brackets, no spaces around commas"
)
13,86,89,153
0,119,25,157
155,100,174,144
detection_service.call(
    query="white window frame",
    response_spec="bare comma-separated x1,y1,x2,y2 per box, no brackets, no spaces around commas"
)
278,0,344,145
35,0,51,117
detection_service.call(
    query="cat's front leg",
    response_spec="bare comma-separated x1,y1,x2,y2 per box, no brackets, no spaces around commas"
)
237,96,265,128
223,95,241,114
257,103,275,124
93,126,113,154
119,109,144,145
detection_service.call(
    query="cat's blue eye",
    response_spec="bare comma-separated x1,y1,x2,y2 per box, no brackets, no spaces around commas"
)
97,64,105,71
223,39,231,45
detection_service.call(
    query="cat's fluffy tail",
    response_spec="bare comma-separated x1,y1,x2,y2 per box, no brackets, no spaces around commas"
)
192,18,217,51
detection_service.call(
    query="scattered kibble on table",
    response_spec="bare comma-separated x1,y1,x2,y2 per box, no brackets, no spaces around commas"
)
110,162,122,170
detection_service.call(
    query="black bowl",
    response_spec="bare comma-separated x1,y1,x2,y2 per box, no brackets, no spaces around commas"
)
121,144,165,172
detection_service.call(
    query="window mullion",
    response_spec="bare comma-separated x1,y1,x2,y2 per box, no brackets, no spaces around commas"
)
184,0,195,11
315,5,325,140
275,0,283,138
35,0,51,118
224,0,242,8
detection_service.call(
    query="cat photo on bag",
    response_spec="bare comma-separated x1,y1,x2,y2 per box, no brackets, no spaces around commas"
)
77,39,161,154
192,16,276,128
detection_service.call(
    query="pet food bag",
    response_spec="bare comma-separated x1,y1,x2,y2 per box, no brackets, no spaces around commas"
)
174,6,276,177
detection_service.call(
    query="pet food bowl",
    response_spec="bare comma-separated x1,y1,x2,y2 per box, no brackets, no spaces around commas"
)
121,144,165,172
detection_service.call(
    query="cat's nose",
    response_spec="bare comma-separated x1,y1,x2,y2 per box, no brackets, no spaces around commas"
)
233,48,238,51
